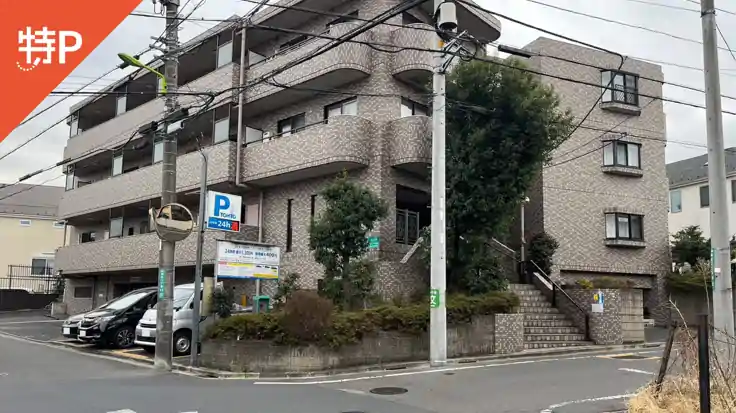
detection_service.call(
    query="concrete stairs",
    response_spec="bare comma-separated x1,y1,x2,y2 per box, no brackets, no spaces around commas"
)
509,284,593,350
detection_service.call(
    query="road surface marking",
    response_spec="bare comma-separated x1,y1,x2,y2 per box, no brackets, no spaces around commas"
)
110,350,152,361
619,367,654,375
107,410,137,413
0,319,63,325
540,393,635,413
339,388,367,395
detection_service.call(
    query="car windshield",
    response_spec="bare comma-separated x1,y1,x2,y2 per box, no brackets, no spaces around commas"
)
104,291,151,311
152,286,194,310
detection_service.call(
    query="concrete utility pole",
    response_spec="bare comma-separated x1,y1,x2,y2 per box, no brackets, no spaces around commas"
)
191,151,207,367
430,0,457,367
701,0,735,344
154,0,180,371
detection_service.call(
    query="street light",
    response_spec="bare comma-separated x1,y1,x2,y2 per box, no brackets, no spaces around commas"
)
117,53,168,94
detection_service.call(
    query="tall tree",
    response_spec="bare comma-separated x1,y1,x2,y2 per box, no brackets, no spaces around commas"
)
671,225,710,267
442,58,574,290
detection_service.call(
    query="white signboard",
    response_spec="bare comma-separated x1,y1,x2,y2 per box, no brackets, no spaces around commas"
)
206,191,242,232
216,241,280,280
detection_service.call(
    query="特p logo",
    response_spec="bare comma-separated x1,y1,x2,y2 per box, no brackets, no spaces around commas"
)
17,27,82,72
213,194,237,220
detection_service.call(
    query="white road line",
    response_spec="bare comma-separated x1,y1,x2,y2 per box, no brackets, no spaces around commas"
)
339,388,368,395
618,367,654,375
540,393,635,413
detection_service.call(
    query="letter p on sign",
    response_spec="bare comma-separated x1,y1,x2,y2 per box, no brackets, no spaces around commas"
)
214,194,230,217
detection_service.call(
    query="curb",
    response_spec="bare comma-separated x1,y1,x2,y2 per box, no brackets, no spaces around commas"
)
179,341,666,380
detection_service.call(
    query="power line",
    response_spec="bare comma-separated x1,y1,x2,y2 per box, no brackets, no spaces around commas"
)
618,0,699,13
683,0,736,16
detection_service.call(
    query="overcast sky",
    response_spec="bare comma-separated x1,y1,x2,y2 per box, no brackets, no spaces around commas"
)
0,0,732,185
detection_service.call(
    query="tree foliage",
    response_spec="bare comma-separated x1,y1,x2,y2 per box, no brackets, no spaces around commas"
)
671,225,710,267
528,232,559,275
440,59,574,289
309,172,387,309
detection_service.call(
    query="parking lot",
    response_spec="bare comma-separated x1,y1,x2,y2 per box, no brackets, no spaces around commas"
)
0,310,190,365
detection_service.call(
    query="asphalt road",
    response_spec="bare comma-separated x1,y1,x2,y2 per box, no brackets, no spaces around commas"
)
0,323,665,413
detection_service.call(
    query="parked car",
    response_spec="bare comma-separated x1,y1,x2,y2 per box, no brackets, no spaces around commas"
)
78,287,157,348
61,313,84,340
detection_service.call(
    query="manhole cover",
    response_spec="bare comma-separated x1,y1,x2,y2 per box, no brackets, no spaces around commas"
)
444,372,455,376
611,354,648,360
370,387,408,395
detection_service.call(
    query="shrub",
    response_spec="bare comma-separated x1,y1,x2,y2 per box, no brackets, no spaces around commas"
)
212,287,235,318
528,232,559,275
206,290,519,349
272,272,301,309
280,290,334,342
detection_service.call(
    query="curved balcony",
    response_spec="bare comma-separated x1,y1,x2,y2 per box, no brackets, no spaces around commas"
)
63,63,237,161
244,22,372,116
387,116,431,176
391,23,434,86
241,115,372,186
56,227,258,275
58,142,236,219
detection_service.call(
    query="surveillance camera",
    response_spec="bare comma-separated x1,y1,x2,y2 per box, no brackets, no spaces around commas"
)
437,2,458,32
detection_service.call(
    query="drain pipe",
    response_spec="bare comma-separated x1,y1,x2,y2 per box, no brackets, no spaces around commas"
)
235,21,247,190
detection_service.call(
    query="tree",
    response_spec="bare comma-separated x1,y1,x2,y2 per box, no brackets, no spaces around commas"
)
528,232,559,275
441,58,574,289
671,225,710,267
309,172,388,309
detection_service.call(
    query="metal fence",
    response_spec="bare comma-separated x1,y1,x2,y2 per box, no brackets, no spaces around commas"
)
3,265,63,294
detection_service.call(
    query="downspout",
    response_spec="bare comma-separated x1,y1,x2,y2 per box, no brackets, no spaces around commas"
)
235,21,247,190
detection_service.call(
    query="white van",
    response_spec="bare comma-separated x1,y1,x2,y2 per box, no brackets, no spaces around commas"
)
134,283,207,356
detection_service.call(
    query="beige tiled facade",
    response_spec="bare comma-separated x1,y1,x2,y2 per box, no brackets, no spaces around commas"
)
521,38,671,324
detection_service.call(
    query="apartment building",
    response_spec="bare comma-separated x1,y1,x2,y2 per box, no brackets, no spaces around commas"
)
0,184,66,290
667,149,736,239
55,0,501,314
519,38,671,323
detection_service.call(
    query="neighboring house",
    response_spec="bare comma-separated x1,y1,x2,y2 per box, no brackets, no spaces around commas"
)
666,148,736,239
0,184,66,291
518,38,671,324
54,0,501,314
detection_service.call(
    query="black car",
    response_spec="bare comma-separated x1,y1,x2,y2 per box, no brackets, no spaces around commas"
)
77,287,157,348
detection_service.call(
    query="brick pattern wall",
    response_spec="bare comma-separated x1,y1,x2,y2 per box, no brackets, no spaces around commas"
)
494,313,524,354
567,288,623,345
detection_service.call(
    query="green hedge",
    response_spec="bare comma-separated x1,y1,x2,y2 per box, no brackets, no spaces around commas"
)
206,291,519,348
666,271,712,292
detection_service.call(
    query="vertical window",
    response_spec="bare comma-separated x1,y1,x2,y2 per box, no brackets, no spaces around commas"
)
65,167,75,191
310,194,316,220
116,95,127,116
396,209,420,244
601,70,639,106
700,185,710,208
112,150,123,176
604,213,644,241
286,199,293,252
31,258,52,275
277,113,306,137
213,106,230,143
602,141,641,168
401,98,428,117
217,30,234,67
245,204,259,226
670,190,682,213
153,139,164,164
324,97,358,120
70,114,80,137
110,208,124,238
732,180,736,203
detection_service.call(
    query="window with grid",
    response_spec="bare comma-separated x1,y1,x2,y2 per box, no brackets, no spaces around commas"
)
396,208,420,245
605,213,643,241
31,258,53,275
700,185,710,208
602,140,641,168
601,70,639,106
277,113,306,137
324,97,357,120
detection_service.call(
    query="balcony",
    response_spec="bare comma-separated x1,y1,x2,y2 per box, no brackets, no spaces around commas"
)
58,142,236,219
243,22,372,116
241,115,372,186
387,115,431,176
56,227,259,275
63,63,237,161
391,24,434,86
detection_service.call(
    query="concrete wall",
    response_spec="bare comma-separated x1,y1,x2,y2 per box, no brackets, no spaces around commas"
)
567,288,624,345
0,215,66,279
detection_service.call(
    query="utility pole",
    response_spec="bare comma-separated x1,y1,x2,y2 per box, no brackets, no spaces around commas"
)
190,151,207,367
701,0,735,345
154,0,180,371
430,0,457,367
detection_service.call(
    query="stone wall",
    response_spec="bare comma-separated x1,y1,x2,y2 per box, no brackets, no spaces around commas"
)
567,288,623,345
200,314,523,374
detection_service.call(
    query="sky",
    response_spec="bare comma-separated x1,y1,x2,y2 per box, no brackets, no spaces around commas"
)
0,0,733,186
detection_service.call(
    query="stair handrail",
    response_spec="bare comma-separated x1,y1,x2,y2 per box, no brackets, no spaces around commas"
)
526,260,590,341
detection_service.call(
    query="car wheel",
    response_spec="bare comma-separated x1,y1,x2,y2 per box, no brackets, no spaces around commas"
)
173,330,191,356
113,326,135,349
142,346,155,354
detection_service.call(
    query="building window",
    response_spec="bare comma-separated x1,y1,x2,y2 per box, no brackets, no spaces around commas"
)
112,151,123,176
401,98,428,117
603,141,640,168
601,70,639,106
153,139,164,164
74,286,93,298
327,10,359,27
277,113,306,137
31,258,53,275
214,118,230,143
110,208,124,239
732,180,736,203
217,41,233,68
700,185,710,208
116,95,127,116
286,199,293,252
324,97,357,120
310,194,317,220
80,231,96,243
670,190,682,213
65,168,75,191
70,114,80,137
396,208,420,245
53,221,65,229
605,213,643,241
19,219,31,227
